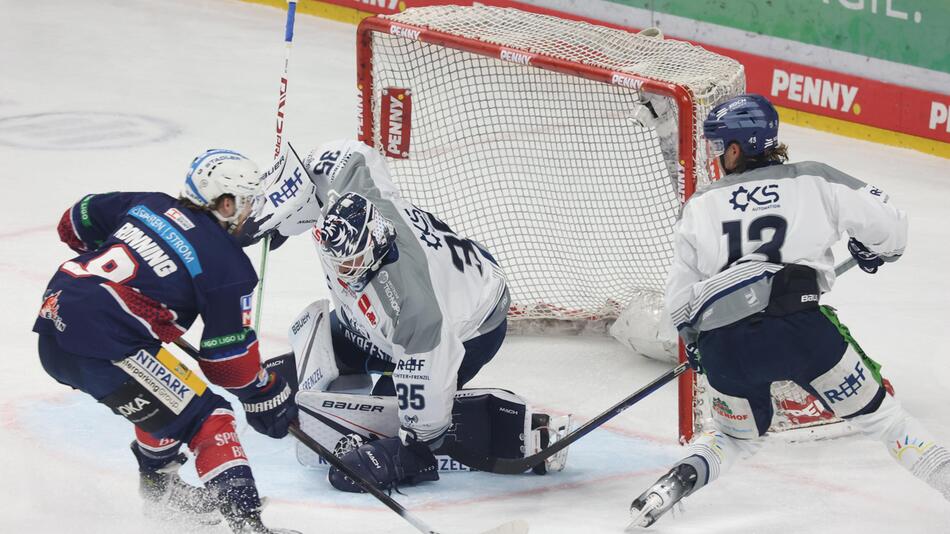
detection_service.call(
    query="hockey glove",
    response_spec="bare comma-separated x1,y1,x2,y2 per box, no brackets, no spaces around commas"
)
328,436,439,493
847,238,885,274
685,343,704,374
241,371,297,439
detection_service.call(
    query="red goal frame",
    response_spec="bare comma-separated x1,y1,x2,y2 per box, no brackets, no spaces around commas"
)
356,14,702,443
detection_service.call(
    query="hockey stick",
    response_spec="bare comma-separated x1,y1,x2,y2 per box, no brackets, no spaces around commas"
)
253,0,297,332
289,424,528,534
171,338,527,534
448,257,859,474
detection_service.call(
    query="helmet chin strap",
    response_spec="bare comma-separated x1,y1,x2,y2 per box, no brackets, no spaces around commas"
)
211,195,251,230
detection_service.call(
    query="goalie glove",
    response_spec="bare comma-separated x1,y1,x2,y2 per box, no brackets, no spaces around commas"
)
328,436,439,493
237,142,324,246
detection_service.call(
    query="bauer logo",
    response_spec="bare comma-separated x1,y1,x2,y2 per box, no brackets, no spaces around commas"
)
291,311,311,336
610,73,643,91
381,88,411,159
499,49,532,65
321,400,385,413
389,24,420,41
771,69,859,114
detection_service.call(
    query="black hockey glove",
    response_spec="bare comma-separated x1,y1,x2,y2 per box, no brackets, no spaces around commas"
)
847,238,885,274
328,436,439,493
685,344,704,374
241,371,297,439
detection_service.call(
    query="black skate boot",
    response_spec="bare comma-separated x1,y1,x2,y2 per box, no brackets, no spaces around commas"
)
212,468,302,534
628,463,698,528
132,443,221,526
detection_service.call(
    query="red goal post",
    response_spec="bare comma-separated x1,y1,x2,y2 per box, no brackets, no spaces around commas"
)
355,5,748,443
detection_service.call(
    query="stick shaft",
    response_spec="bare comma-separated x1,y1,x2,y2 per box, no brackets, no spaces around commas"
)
254,0,297,333
453,258,860,474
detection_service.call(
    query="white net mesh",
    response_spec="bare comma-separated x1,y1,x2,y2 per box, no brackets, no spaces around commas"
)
365,5,744,323
357,6,840,441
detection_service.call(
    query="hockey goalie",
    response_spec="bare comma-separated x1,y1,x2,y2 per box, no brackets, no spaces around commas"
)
238,139,572,492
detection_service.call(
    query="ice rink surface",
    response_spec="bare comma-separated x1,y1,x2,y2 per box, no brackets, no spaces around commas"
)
2,1,949,533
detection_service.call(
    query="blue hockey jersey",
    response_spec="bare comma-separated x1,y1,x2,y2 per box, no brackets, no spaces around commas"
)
33,192,266,395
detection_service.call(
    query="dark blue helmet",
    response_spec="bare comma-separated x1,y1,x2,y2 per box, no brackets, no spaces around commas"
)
703,94,779,158
319,192,396,290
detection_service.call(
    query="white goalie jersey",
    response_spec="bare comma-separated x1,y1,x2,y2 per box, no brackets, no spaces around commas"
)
667,161,907,344
253,139,509,443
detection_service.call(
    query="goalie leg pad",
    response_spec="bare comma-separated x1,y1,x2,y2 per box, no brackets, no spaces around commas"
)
289,300,340,392
295,391,400,468
445,388,532,460
441,388,572,473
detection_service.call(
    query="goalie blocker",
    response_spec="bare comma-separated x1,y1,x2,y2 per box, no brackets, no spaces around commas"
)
287,299,571,479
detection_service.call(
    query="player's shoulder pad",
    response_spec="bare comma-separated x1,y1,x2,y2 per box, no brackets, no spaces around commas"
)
306,139,373,180
787,161,867,190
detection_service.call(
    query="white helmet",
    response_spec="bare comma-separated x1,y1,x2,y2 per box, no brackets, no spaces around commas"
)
182,149,261,224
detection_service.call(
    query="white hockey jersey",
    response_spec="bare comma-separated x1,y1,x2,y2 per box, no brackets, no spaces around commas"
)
667,161,907,344
301,140,509,443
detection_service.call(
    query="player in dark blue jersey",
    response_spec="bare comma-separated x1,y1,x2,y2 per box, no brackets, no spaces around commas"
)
33,150,299,534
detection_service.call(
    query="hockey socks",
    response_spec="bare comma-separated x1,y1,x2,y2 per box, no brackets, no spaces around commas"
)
133,427,183,471
851,394,950,501
184,409,266,519
132,430,220,524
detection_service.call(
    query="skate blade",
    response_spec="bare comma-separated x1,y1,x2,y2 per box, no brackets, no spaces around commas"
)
626,494,662,530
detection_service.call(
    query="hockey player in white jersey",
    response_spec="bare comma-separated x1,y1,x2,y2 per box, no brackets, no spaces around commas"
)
240,139,569,492
628,94,950,527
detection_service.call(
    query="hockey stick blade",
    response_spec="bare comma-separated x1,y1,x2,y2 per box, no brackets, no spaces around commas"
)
446,362,690,474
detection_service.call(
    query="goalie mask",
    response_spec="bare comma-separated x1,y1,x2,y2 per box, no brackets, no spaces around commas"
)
182,149,261,225
319,192,396,291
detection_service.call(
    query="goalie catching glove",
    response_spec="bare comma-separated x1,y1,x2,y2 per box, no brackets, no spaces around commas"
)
328,432,439,493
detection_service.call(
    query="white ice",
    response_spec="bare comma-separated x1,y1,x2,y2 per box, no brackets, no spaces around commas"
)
2,1,949,533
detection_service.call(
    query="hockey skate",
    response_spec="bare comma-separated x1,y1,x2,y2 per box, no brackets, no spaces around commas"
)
137,451,221,527
531,413,572,475
213,472,301,534
627,463,697,529
221,508,301,534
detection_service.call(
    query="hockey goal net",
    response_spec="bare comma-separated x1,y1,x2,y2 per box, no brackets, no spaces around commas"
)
357,5,841,443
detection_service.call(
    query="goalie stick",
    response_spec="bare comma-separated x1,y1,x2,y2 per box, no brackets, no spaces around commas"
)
448,257,859,475
253,0,297,333
170,339,528,534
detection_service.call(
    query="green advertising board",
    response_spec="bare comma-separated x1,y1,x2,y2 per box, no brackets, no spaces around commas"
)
607,0,949,73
